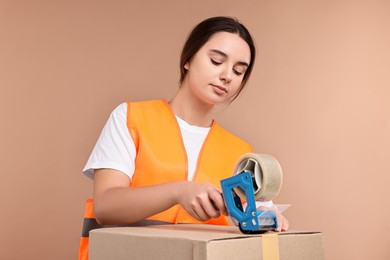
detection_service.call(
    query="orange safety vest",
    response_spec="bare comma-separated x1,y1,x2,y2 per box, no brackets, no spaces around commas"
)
78,100,252,259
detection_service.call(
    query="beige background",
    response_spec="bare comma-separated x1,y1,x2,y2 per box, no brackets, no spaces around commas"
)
1,0,389,259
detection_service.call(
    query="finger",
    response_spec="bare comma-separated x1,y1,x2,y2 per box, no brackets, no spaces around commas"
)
276,213,290,232
190,209,203,221
188,195,211,221
191,205,211,221
220,202,228,216
190,199,213,221
281,217,289,231
197,189,223,219
214,188,228,216
210,192,227,216
201,198,221,219
275,224,282,232
273,211,283,232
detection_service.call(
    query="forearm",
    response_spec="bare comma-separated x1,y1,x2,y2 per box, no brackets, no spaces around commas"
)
92,168,226,225
93,182,185,225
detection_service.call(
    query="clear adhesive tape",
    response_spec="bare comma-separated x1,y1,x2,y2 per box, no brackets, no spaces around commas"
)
233,153,283,201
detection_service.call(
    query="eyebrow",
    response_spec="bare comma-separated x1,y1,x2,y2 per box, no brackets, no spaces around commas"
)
209,49,249,67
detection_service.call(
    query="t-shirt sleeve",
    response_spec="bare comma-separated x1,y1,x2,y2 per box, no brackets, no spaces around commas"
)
82,102,136,180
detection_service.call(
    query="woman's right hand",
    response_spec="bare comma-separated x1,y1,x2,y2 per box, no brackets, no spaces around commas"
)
177,182,227,221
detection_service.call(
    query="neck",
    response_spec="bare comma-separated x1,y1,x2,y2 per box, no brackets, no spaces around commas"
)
169,88,214,127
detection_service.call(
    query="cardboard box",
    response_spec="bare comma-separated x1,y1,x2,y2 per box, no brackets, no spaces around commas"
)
89,224,324,260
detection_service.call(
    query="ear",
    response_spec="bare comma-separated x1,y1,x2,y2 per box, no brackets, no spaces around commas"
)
184,61,190,70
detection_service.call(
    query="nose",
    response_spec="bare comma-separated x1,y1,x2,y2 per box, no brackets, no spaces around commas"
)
219,66,232,84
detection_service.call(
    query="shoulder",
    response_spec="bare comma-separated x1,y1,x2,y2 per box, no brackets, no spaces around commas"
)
126,100,172,124
127,100,167,110
126,99,174,131
111,102,128,118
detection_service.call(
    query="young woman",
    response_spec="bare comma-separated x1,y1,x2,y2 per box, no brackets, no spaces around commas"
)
80,16,288,260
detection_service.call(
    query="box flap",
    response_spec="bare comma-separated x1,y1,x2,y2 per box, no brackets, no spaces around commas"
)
90,224,321,242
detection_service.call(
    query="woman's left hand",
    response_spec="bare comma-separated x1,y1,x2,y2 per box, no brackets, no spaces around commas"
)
275,211,289,232
257,206,289,232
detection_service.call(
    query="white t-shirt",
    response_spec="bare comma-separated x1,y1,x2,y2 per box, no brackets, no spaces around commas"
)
83,102,209,181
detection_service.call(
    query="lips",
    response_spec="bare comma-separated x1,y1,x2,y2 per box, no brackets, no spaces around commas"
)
211,84,228,95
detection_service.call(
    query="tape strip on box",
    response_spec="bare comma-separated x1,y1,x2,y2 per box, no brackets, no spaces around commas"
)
262,233,280,260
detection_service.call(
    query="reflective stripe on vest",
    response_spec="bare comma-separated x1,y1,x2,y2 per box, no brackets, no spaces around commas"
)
78,199,171,260
78,199,94,260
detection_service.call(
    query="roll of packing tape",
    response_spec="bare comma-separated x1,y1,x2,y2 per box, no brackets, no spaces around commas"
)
233,153,283,201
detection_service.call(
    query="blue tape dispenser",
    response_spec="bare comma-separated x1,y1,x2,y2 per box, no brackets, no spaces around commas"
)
220,153,284,234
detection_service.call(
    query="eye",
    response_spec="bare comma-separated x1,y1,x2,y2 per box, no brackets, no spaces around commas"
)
233,68,244,76
233,69,242,76
210,58,222,65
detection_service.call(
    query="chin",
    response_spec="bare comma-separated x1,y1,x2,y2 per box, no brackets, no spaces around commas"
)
197,92,230,106
202,96,224,106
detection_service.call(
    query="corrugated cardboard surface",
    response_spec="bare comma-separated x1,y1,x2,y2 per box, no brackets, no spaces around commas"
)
89,224,324,260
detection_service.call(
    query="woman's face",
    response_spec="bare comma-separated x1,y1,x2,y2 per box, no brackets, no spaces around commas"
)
183,32,251,106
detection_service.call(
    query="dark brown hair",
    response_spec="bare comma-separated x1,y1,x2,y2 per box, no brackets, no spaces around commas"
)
179,16,256,101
